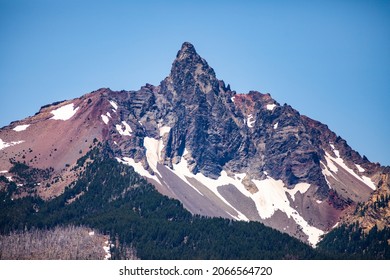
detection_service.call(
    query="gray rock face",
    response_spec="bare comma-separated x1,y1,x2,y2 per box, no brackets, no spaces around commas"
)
105,41,381,202
157,42,241,178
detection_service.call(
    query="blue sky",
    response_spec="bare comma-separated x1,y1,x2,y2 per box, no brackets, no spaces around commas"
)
1,0,389,166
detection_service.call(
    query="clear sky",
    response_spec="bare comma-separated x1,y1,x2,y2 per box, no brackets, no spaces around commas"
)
1,0,389,166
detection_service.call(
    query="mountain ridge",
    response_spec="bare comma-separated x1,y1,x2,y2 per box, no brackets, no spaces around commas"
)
0,42,387,247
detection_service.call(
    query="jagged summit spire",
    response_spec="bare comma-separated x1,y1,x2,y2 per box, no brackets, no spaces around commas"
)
169,42,217,91
170,42,216,87
176,42,197,60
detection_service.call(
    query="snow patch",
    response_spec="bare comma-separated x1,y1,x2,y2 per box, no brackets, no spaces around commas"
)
324,150,376,190
355,164,365,173
250,178,291,219
286,183,311,201
273,122,278,129
332,155,376,190
159,126,171,137
0,138,25,150
231,96,235,103
266,104,276,111
50,103,79,121
101,112,112,124
142,126,171,179
116,157,161,185
247,114,255,128
362,176,376,190
109,100,118,110
324,152,338,173
251,178,323,246
144,137,163,177
320,160,338,183
316,200,322,204
88,231,95,236
329,144,340,158
116,121,132,136
101,115,109,124
13,124,30,132
320,163,333,188
0,170,8,174
332,222,339,229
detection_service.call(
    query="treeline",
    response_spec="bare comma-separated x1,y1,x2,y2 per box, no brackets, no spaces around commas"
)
1,145,388,259
0,146,321,259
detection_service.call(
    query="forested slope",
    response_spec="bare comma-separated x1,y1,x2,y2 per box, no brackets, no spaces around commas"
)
0,145,321,259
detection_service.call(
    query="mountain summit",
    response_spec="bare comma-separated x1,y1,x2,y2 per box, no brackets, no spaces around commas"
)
176,42,198,59
0,42,388,247
165,41,220,100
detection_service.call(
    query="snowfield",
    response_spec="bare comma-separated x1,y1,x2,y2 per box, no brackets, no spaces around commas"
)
101,114,109,124
323,145,376,190
251,178,323,246
247,114,256,128
159,126,171,136
13,124,30,132
109,100,118,110
171,153,323,246
266,104,276,111
101,112,112,125
0,138,25,150
50,103,79,121
355,164,365,173
116,157,161,185
116,121,132,136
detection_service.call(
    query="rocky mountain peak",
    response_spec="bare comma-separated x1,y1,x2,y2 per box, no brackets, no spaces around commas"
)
166,42,218,97
176,42,198,60
1,42,387,247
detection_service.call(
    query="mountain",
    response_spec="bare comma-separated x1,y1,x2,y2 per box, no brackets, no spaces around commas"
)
0,42,388,250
